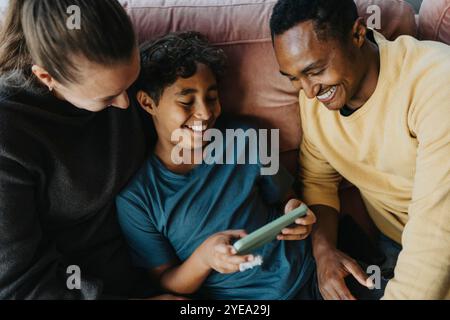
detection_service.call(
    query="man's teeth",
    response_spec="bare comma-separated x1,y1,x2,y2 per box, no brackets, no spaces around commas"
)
317,86,337,100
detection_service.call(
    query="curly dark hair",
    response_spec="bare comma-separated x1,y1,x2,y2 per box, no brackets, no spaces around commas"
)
139,31,227,105
270,0,359,42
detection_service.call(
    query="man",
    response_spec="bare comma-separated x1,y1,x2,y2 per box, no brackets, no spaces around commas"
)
270,0,449,299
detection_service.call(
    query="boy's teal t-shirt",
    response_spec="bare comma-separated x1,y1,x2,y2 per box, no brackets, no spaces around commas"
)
116,121,315,300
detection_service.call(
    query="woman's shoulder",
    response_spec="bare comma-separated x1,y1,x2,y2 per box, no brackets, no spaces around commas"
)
0,88,52,143
0,84,53,121
0,90,29,140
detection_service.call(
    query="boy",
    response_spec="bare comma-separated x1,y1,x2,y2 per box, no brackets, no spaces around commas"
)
116,32,318,299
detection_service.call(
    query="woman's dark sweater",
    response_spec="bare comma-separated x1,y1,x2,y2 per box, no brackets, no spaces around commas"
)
0,87,154,299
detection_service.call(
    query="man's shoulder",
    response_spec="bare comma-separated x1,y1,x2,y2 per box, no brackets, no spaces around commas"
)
387,34,450,80
395,33,450,55
393,38,450,121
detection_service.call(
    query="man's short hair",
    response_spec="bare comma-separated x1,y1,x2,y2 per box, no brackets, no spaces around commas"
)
139,31,227,105
270,0,359,42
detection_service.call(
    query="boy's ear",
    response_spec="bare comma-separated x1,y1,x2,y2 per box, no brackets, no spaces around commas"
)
137,90,158,116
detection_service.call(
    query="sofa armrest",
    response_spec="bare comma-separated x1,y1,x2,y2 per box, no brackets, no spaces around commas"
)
419,0,450,44
354,0,417,39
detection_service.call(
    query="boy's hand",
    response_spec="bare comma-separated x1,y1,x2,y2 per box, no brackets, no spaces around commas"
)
277,199,317,241
198,230,254,274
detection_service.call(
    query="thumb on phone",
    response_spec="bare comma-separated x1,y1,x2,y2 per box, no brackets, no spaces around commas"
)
222,229,248,239
284,198,303,214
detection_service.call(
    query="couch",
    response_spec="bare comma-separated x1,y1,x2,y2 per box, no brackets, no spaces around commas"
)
0,0,449,237
115,0,449,238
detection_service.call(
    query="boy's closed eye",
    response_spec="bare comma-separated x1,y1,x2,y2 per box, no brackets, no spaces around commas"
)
178,100,194,107
177,95,219,108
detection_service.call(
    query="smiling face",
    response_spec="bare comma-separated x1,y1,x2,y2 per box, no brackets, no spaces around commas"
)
273,20,368,111
138,63,221,151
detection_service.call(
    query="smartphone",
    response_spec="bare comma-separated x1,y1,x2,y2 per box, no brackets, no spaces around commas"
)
233,204,309,255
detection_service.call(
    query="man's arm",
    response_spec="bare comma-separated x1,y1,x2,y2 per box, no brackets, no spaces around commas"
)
382,85,450,300
310,205,339,257
299,135,371,300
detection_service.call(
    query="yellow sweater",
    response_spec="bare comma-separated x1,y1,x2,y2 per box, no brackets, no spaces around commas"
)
299,31,450,299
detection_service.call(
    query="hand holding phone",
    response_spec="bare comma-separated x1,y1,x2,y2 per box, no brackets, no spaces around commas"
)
233,204,309,255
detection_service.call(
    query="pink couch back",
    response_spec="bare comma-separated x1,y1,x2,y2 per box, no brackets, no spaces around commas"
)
419,0,450,44
120,0,419,173
354,0,417,39
121,0,301,172
0,0,446,172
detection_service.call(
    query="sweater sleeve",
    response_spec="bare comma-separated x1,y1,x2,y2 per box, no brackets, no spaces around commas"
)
382,79,450,299
299,129,343,212
0,155,103,300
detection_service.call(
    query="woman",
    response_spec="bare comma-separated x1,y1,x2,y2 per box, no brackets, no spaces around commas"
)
0,0,168,299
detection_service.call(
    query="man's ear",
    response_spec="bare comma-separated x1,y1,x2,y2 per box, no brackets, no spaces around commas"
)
137,90,158,116
31,65,57,91
351,17,367,48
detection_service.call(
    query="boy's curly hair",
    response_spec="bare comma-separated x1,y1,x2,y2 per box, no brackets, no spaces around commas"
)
139,31,227,105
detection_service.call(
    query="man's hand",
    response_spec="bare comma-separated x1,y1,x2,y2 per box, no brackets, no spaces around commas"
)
277,198,317,241
197,230,254,274
315,247,374,300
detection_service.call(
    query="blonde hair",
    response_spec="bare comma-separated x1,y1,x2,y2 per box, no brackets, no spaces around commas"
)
0,0,136,92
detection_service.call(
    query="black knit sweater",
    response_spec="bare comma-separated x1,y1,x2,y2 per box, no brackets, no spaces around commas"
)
0,86,154,299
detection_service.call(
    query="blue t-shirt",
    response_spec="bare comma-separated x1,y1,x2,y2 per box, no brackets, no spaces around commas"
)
116,121,315,300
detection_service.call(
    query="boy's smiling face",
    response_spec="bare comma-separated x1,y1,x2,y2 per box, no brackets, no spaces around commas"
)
138,63,222,151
